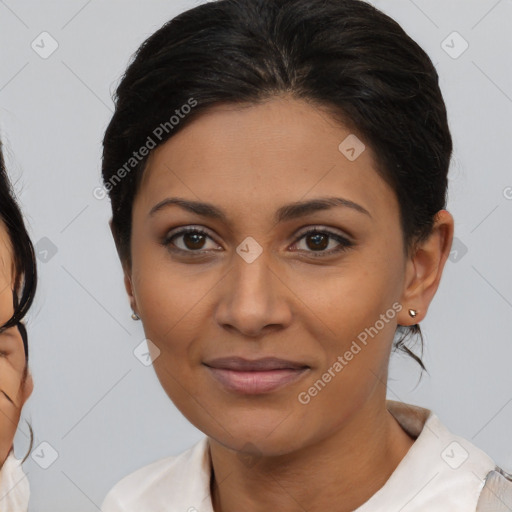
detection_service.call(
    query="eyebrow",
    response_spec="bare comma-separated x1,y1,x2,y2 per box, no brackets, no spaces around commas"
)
149,196,372,223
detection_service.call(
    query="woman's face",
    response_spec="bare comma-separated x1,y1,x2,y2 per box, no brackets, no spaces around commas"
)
0,221,33,466
124,96,451,455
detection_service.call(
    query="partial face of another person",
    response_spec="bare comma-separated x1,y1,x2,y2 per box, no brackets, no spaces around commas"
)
123,96,452,456
0,221,33,467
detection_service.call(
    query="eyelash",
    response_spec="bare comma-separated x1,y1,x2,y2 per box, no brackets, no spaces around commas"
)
162,226,354,258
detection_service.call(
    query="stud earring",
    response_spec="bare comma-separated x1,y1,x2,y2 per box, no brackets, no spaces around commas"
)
131,311,140,321
408,309,417,318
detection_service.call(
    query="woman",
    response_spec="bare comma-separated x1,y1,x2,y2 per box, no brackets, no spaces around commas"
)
0,139,36,511
100,0,512,510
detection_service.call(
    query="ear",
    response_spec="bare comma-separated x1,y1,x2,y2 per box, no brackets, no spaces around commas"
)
397,209,454,326
123,269,139,316
21,371,34,405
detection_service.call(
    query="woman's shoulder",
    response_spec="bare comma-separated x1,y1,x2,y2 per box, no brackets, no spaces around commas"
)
476,467,512,511
380,401,511,511
101,436,211,512
0,449,30,512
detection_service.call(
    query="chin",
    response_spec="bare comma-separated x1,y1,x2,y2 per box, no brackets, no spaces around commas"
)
199,409,310,456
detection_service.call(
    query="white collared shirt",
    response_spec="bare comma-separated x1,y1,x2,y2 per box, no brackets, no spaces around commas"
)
0,449,29,512
101,400,512,511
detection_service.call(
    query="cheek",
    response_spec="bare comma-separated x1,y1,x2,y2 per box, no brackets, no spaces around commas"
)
0,403,19,466
298,278,399,399
288,254,401,345
132,262,218,407
0,397,20,440
287,254,402,418
134,263,215,349
0,359,23,404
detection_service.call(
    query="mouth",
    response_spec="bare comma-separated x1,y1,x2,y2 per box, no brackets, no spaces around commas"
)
203,357,310,394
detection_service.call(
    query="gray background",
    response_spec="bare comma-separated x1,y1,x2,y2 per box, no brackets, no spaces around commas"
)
0,0,511,510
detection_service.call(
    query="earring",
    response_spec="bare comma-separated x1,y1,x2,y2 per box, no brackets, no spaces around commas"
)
408,309,417,318
131,311,140,321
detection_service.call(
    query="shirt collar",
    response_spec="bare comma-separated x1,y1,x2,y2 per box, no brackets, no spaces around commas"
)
103,400,497,511
0,449,30,511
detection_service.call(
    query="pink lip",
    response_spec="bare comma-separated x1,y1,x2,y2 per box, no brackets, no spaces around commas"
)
203,357,310,394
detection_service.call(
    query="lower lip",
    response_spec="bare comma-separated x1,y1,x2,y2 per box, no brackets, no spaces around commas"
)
205,366,309,394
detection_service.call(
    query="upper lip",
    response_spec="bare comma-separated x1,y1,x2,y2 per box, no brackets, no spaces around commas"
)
203,357,309,371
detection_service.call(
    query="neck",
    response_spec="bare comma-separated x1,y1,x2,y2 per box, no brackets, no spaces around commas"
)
209,396,415,512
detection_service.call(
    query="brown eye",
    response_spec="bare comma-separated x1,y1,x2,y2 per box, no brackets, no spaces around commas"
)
180,231,208,250
292,227,354,257
163,227,220,255
305,232,329,250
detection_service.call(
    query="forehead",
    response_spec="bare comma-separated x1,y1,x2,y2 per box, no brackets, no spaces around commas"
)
134,97,398,224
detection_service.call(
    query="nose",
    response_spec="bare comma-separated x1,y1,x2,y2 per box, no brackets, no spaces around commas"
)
214,247,293,338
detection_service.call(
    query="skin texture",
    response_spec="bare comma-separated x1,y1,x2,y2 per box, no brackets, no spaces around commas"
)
0,220,33,468
118,96,454,512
